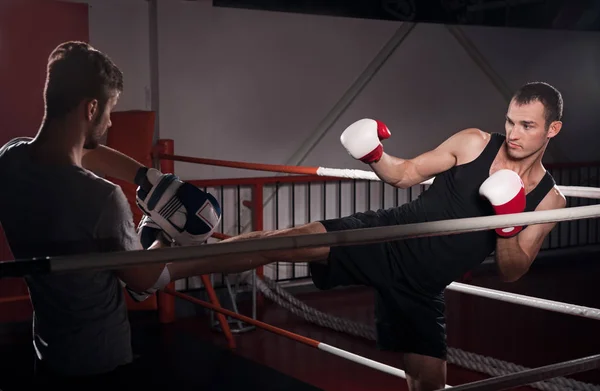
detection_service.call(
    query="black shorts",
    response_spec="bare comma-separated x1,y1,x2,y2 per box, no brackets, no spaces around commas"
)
309,209,447,360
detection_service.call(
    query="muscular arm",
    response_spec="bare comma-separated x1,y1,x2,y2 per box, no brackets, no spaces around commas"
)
96,187,168,292
82,145,145,183
494,187,566,282
370,128,488,189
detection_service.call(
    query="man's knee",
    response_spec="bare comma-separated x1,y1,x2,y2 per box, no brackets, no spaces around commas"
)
403,353,447,391
258,222,329,262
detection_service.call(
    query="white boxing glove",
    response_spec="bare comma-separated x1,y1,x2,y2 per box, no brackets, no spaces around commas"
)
479,169,526,237
340,118,391,164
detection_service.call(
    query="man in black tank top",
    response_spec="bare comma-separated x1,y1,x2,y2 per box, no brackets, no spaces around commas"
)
170,81,566,391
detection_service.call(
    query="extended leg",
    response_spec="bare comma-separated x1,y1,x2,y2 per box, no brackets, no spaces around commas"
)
168,221,330,280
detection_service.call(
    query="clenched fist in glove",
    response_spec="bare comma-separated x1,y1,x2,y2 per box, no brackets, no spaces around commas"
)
137,214,170,249
134,167,222,246
479,169,526,237
340,118,391,164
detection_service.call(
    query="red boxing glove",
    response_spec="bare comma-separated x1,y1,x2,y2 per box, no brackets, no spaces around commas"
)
479,169,526,237
340,119,391,164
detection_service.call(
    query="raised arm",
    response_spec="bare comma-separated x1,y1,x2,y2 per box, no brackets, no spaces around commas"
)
82,145,145,183
340,119,488,188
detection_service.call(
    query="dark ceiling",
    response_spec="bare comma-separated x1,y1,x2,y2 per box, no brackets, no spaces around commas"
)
212,0,600,32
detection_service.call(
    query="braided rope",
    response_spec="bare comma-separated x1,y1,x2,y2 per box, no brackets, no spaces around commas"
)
245,274,600,391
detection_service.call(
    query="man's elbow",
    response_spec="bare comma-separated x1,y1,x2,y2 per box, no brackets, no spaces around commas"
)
392,179,412,189
391,174,420,189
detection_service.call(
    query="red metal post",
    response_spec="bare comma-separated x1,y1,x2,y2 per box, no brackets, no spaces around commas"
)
155,139,236,349
156,139,176,324
252,184,264,307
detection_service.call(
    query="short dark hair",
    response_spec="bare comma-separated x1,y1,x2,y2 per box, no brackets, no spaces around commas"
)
43,41,123,121
511,82,563,127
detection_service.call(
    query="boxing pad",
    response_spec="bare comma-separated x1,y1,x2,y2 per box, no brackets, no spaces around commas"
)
340,118,391,164
479,169,526,237
137,215,170,250
134,167,222,246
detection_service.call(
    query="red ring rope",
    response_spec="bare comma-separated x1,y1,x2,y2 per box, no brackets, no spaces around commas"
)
163,287,319,347
161,287,414,381
157,153,319,176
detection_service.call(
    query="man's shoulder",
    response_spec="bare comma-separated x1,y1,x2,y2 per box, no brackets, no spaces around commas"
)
449,128,497,163
456,128,501,142
78,170,127,203
537,173,566,211
0,137,32,157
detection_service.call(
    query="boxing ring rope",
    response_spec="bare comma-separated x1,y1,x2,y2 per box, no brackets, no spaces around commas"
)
250,272,600,391
163,285,600,391
2,203,599,276
160,287,424,385
213,229,600,321
159,265,600,391
156,153,600,200
444,355,600,391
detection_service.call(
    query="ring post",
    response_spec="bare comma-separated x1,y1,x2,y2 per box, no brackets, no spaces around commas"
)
155,139,177,324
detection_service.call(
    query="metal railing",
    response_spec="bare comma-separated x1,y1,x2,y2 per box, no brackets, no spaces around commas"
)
184,161,600,287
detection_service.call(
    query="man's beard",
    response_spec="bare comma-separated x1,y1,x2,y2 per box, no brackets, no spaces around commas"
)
83,136,99,150
83,125,103,149
83,110,105,150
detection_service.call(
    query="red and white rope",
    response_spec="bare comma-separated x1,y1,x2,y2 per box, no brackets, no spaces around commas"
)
160,153,600,199
161,287,442,386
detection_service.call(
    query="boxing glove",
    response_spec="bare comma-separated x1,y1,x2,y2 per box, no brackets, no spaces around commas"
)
479,169,526,237
134,167,222,246
340,118,391,164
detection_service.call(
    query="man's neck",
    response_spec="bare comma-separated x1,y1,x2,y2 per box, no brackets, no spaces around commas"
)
499,143,546,184
31,119,85,167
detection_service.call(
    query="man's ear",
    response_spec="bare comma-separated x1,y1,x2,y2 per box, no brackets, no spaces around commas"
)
547,121,562,139
86,99,99,122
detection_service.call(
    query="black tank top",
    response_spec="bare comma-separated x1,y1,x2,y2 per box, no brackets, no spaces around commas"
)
389,133,556,295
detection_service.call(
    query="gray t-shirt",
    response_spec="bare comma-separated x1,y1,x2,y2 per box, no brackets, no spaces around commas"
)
0,137,141,376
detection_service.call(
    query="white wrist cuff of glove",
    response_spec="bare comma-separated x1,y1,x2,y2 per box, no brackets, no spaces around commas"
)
125,264,172,302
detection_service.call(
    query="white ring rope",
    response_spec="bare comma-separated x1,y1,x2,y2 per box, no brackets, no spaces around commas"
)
245,273,600,391
315,167,600,200
7,204,600,276
447,282,600,320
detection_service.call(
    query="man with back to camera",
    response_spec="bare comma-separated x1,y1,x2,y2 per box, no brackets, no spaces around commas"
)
0,41,223,387
133,81,566,391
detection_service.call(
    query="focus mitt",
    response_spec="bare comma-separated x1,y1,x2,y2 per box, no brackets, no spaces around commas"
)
137,215,170,249
134,167,222,246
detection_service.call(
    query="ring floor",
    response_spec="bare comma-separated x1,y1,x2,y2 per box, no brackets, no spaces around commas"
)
0,248,599,390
